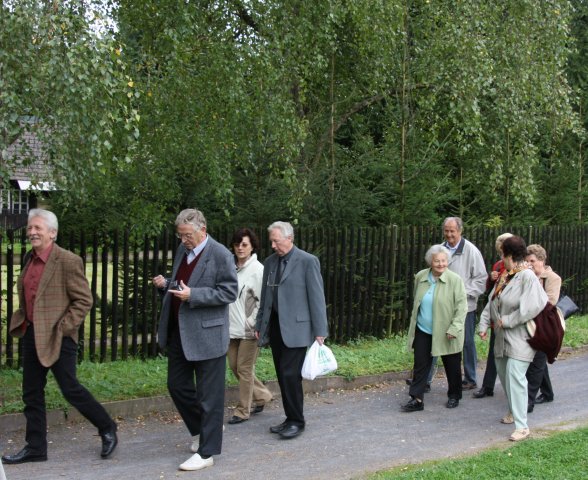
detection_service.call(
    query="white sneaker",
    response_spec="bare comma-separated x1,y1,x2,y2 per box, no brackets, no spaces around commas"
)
509,428,530,442
190,435,200,453
179,453,214,471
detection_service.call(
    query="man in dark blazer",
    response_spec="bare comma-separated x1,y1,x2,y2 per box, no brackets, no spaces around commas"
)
2,209,117,465
255,221,328,439
152,208,237,472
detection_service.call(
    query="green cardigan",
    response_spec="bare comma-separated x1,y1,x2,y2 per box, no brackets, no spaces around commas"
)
406,268,468,356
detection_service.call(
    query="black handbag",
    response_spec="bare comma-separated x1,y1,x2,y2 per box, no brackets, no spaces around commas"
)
556,295,580,320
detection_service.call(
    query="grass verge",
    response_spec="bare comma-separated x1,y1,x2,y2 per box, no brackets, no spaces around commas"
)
1,315,587,416
369,426,588,479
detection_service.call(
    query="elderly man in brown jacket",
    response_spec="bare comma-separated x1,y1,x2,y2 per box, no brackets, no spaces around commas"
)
1,209,117,465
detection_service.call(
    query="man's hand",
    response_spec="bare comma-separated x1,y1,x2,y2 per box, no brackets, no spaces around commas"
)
152,275,167,289
315,336,325,345
168,280,191,301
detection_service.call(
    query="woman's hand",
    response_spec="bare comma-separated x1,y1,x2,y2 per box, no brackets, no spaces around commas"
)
479,331,488,341
446,333,456,340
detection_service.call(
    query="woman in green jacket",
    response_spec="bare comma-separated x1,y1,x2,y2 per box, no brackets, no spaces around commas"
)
402,245,468,412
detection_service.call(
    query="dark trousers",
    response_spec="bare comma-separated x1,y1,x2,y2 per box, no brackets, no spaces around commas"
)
526,350,554,405
166,331,225,456
270,314,306,427
480,327,497,392
410,327,462,400
22,325,115,454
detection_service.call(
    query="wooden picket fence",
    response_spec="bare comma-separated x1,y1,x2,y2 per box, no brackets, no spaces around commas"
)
1,224,586,366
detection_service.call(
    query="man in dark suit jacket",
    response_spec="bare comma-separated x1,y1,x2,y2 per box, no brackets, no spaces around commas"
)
255,221,328,439
152,208,237,472
2,209,117,465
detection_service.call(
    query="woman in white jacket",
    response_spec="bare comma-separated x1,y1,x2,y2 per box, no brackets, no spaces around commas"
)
227,228,273,424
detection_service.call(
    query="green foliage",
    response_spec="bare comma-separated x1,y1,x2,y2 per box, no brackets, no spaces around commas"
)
2,1,587,231
0,1,139,207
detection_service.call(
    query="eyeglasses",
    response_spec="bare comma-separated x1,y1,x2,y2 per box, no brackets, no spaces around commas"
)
176,232,195,240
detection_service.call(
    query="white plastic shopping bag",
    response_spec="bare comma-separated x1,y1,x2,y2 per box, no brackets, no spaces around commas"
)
301,340,338,380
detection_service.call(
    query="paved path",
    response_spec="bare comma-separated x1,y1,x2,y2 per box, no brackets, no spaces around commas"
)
2,350,587,480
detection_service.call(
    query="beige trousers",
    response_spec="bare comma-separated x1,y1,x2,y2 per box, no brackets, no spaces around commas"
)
228,338,273,419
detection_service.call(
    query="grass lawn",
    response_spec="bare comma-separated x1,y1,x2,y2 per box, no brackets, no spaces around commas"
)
1,315,587,416
370,426,588,479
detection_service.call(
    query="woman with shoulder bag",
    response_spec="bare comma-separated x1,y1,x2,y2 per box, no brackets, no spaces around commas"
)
478,236,548,442
525,244,561,412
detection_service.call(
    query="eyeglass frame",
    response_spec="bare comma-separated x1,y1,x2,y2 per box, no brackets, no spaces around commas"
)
176,232,195,240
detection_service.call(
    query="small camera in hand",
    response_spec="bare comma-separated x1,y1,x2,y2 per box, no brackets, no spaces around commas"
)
169,280,183,291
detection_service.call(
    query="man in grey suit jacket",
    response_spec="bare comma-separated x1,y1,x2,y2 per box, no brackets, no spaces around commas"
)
152,209,237,472
255,221,328,439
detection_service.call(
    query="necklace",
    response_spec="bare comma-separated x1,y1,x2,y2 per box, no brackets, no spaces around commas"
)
492,262,527,299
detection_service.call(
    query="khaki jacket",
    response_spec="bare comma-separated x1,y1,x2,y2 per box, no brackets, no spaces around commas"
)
10,244,93,367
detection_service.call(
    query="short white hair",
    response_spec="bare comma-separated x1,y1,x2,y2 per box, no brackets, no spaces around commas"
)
268,221,294,240
28,208,58,233
425,244,450,266
442,216,463,232
175,208,206,230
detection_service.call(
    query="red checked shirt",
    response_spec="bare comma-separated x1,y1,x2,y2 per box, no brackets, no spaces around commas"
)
23,243,54,323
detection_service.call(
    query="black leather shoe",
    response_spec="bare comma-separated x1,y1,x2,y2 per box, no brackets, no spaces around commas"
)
446,398,459,408
473,388,494,398
535,394,553,404
1,447,47,464
228,415,248,424
401,398,424,412
528,403,534,413
252,404,264,414
270,421,289,434
100,430,118,458
279,424,304,439
425,384,431,393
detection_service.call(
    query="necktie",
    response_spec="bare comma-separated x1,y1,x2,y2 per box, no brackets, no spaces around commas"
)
275,257,284,284
272,257,283,314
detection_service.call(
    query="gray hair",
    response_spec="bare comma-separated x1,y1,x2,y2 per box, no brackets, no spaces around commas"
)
175,208,206,231
425,244,450,266
442,216,463,231
495,232,513,255
268,221,294,240
527,244,547,263
28,208,58,233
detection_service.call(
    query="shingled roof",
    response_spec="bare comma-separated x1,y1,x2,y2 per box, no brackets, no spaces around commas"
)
3,117,53,185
